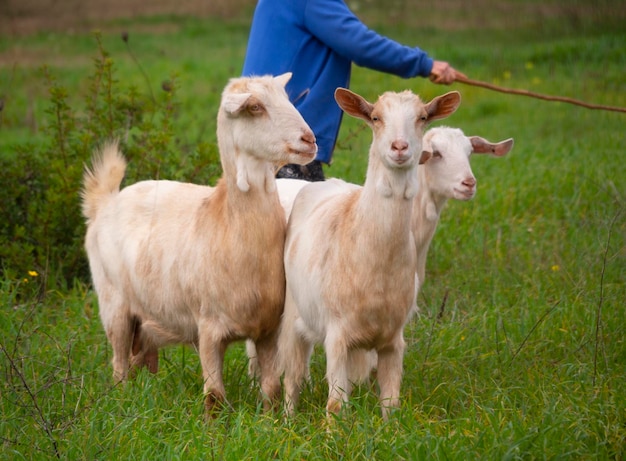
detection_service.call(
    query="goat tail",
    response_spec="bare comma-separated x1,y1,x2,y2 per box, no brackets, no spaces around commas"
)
81,140,127,222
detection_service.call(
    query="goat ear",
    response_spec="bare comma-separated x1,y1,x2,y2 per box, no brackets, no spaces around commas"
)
424,91,461,122
469,136,514,157
222,92,252,115
334,88,374,122
418,150,433,165
274,72,292,88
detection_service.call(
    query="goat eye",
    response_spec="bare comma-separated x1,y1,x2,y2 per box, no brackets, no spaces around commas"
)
371,116,380,122
433,150,442,158
420,115,427,121
249,104,263,114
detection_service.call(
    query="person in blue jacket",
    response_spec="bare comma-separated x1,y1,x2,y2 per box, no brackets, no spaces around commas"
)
242,0,462,181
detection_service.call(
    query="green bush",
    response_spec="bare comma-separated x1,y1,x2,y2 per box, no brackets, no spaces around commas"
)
0,33,222,299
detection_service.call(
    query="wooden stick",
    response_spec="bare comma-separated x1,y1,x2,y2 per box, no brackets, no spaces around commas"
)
453,72,626,114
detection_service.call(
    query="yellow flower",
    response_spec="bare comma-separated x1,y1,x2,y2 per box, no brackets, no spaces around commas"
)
525,61,534,70
28,270,38,277
551,265,560,272
503,71,512,80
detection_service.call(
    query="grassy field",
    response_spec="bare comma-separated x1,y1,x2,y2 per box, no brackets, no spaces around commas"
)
1,1,625,459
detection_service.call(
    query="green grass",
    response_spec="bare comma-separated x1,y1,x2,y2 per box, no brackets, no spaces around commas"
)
1,2,625,459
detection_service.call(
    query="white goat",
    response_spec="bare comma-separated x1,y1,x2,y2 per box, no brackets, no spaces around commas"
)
278,87,461,419
413,126,513,287
81,73,317,412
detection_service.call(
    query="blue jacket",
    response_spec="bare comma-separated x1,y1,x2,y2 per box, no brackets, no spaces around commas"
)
242,0,434,164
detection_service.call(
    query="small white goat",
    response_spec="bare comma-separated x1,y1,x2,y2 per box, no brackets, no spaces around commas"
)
413,126,513,287
278,87,461,419
81,73,317,412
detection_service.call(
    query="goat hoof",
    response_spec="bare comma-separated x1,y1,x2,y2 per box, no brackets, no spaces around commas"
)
204,392,226,418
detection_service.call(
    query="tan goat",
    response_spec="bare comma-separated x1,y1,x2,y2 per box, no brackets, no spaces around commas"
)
278,88,461,419
81,73,317,412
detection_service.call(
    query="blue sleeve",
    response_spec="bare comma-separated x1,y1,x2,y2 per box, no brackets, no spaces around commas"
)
303,0,434,78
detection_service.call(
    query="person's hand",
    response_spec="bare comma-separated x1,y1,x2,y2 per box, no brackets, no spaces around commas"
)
429,60,465,85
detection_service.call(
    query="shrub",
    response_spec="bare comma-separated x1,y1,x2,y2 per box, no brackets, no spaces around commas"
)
0,32,222,299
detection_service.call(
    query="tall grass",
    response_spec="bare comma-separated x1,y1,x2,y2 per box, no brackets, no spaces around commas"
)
1,2,625,459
